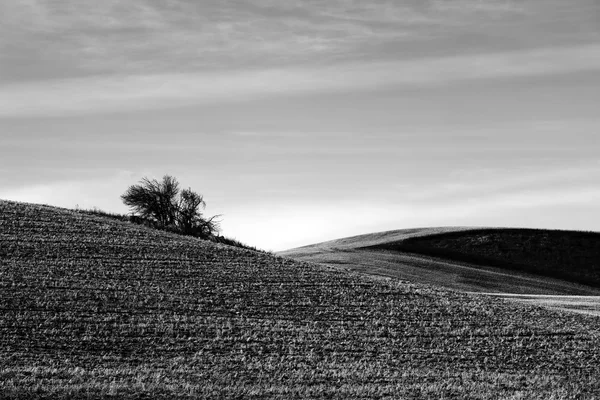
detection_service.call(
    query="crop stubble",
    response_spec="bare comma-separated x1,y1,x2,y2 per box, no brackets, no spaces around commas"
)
1,201,600,399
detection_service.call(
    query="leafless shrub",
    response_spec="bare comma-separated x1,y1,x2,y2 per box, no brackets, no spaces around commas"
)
121,175,220,238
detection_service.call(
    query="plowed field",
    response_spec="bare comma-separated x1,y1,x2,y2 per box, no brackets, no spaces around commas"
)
2,200,600,399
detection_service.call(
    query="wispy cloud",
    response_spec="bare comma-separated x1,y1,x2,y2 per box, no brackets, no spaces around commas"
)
1,0,598,83
406,163,600,203
2,43,599,118
0,0,431,80
431,0,527,14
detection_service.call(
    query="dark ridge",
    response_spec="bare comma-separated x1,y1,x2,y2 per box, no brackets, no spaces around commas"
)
366,228,600,288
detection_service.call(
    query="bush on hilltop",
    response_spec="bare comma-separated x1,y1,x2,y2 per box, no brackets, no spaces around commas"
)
121,175,220,239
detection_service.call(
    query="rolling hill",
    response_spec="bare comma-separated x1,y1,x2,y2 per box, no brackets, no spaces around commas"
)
2,200,600,398
280,228,600,295
280,228,600,316
370,228,600,288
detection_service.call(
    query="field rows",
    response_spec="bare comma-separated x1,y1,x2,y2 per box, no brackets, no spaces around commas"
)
2,201,600,398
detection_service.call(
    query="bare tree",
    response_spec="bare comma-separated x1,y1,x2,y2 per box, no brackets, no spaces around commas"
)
176,188,220,236
121,175,220,238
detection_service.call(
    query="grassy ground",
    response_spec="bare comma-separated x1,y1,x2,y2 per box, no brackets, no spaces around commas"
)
2,201,600,398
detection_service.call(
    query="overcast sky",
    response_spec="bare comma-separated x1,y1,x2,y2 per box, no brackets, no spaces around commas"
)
1,0,599,251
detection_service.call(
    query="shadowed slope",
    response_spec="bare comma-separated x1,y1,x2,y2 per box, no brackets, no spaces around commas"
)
2,201,600,398
373,228,600,288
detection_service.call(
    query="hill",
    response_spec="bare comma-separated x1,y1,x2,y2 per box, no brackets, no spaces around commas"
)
280,228,600,297
2,201,600,398
369,228,600,288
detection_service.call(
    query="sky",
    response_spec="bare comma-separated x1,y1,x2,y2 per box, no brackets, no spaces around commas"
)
1,0,600,251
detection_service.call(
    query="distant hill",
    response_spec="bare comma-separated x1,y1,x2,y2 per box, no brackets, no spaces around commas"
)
281,227,600,296
2,200,600,398
369,228,600,288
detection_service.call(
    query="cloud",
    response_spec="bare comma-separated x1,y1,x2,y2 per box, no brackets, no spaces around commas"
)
2,44,600,118
405,162,600,202
2,0,596,84
0,0,430,81
431,0,526,14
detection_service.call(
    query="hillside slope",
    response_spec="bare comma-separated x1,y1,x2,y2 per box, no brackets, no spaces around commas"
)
280,227,477,257
281,228,600,297
372,228,600,288
2,201,600,399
